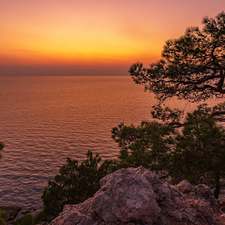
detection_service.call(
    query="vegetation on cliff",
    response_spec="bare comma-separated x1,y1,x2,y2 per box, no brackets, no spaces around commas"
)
37,151,112,221
0,209,8,225
112,103,225,199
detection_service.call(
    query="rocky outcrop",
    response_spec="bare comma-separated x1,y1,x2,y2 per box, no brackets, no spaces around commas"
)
50,166,225,225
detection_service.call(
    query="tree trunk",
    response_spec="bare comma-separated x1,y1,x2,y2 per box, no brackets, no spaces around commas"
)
214,172,220,199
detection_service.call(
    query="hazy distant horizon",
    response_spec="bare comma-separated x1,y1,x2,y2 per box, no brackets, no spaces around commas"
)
0,64,130,76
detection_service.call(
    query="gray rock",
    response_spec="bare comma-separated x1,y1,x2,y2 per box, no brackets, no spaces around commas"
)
176,180,194,193
50,166,225,225
220,198,225,212
92,167,161,224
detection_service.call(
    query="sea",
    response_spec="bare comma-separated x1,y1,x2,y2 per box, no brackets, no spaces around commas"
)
0,75,223,213
0,75,158,212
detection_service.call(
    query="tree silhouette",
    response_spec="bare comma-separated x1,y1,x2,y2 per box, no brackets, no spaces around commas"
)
111,12,225,199
112,103,225,199
129,12,225,105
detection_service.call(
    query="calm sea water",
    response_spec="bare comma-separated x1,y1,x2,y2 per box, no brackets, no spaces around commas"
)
0,75,157,211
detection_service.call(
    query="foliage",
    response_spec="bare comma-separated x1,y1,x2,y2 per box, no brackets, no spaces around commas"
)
171,104,225,199
129,12,225,105
123,11,225,199
0,210,8,225
13,214,35,225
112,103,225,199
39,150,112,221
111,121,176,174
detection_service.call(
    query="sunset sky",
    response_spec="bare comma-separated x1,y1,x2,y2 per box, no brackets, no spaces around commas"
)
1,0,225,75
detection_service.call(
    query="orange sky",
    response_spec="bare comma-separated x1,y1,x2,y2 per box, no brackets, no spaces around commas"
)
1,0,225,75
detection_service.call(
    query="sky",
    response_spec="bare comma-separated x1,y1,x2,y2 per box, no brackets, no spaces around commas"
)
1,0,225,76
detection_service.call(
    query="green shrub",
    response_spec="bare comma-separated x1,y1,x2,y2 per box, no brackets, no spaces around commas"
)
13,214,35,225
0,210,8,225
112,103,225,199
37,150,112,222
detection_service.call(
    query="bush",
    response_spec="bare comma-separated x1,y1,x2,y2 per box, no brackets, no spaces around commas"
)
0,210,8,225
38,150,112,222
112,103,225,199
13,214,35,225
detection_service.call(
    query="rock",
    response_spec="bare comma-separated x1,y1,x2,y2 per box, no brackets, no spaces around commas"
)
92,167,161,224
221,199,225,207
50,166,225,225
219,198,225,212
21,207,37,214
176,179,194,193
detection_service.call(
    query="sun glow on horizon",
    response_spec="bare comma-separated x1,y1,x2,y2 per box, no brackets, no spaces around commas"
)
1,0,225,75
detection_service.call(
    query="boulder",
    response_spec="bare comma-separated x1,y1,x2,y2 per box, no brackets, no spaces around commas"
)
220,199,225,212
50,166,225,225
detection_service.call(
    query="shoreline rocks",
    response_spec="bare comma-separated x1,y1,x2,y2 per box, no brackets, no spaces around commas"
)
21,207,37,215
50,166,225,225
